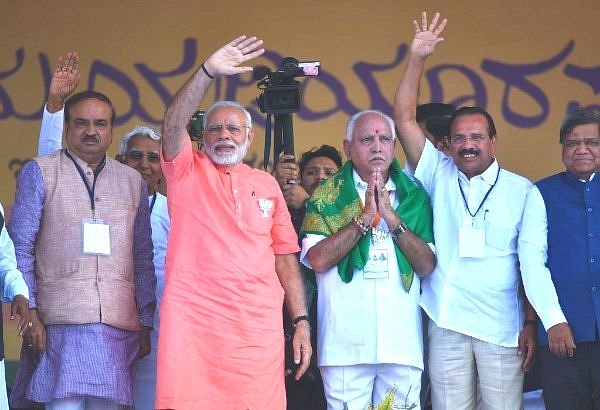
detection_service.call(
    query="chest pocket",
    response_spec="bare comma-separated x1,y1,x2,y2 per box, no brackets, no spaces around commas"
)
484,209,519,254
242,195,274,235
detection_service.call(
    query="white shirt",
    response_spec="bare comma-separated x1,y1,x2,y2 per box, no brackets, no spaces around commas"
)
519,186,567,331
149,192,169,334
301,169,424,370
134,191,170,408
38,106,64,156
0,204,29,303
412,140,561,347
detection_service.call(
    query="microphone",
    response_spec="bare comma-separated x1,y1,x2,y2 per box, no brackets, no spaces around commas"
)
253,65,272,81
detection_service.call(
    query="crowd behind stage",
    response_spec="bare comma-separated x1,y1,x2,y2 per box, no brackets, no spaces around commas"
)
0,10,598,410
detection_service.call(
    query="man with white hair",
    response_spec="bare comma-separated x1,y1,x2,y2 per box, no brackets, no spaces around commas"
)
155,35,311,409
300,109,436,409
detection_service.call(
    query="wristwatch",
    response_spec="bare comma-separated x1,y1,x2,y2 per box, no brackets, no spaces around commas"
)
390,221,408,239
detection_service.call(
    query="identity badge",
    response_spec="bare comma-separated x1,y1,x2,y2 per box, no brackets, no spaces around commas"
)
458,226,485,258
82,218,111,255
363,248,389,279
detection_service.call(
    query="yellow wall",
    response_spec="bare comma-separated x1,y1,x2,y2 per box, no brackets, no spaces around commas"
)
0,0,599,361
2,1,599,202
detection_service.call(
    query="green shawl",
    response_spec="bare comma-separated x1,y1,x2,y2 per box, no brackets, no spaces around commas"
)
300,159,434,292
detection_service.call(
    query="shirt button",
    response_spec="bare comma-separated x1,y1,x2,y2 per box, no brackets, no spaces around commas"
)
95,197,100,202
588,208,593,212
591,258,596,263
233,189,238,194
593,286,597,292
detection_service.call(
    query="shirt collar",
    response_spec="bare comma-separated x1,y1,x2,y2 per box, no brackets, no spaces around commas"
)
64,148,107,172
458,157,499,186
565,170,596,183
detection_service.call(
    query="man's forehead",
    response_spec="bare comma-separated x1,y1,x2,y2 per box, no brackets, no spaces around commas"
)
127,134,160,149
451,114,487,132
305,158,338,168
567,123,600,136
207,107,245,123
70,99,112,116
355,115,391,134
72,97,110,109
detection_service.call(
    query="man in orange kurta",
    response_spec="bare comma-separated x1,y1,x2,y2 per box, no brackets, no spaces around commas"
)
155,35,312,409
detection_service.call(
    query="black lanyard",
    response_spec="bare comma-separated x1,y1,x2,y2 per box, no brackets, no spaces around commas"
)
458,166,500,219
149,191,157,214
64,150,106,216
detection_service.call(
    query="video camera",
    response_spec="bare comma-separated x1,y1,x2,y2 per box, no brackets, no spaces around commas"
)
255,57,320,114
254,57,321,170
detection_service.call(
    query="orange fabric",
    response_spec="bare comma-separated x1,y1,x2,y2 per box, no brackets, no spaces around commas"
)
156,140,299,409
359,201,380,227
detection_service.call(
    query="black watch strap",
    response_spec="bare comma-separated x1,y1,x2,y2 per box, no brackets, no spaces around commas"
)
391,221,408,239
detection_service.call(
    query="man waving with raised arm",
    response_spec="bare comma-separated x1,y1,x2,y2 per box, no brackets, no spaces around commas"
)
155,36,312,409
393,12,563,410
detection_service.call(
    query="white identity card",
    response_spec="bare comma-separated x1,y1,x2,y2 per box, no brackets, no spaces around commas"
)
363,248,389,279
82,218,111,255
458,226,485,258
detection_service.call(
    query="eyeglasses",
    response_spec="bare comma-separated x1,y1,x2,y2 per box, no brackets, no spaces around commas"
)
205,124,250,136
450,133,488,145
126,149,161,163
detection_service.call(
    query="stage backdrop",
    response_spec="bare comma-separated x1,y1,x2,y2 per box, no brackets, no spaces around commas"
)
0,0,599,382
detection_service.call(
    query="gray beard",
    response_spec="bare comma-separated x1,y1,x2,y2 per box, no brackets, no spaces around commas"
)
205,138,249,167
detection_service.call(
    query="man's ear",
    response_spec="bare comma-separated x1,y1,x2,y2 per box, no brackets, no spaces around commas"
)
490,135,498,153
246,128,256,147
343,139,351,160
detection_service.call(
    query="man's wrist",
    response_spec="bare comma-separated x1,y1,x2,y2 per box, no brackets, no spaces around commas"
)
352,217,369,236
292,314,310,327
201,62,215,80
46,100,64,113
391,220,409,239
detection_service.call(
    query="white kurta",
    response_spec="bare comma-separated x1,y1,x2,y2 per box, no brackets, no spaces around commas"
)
301,170,425,371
